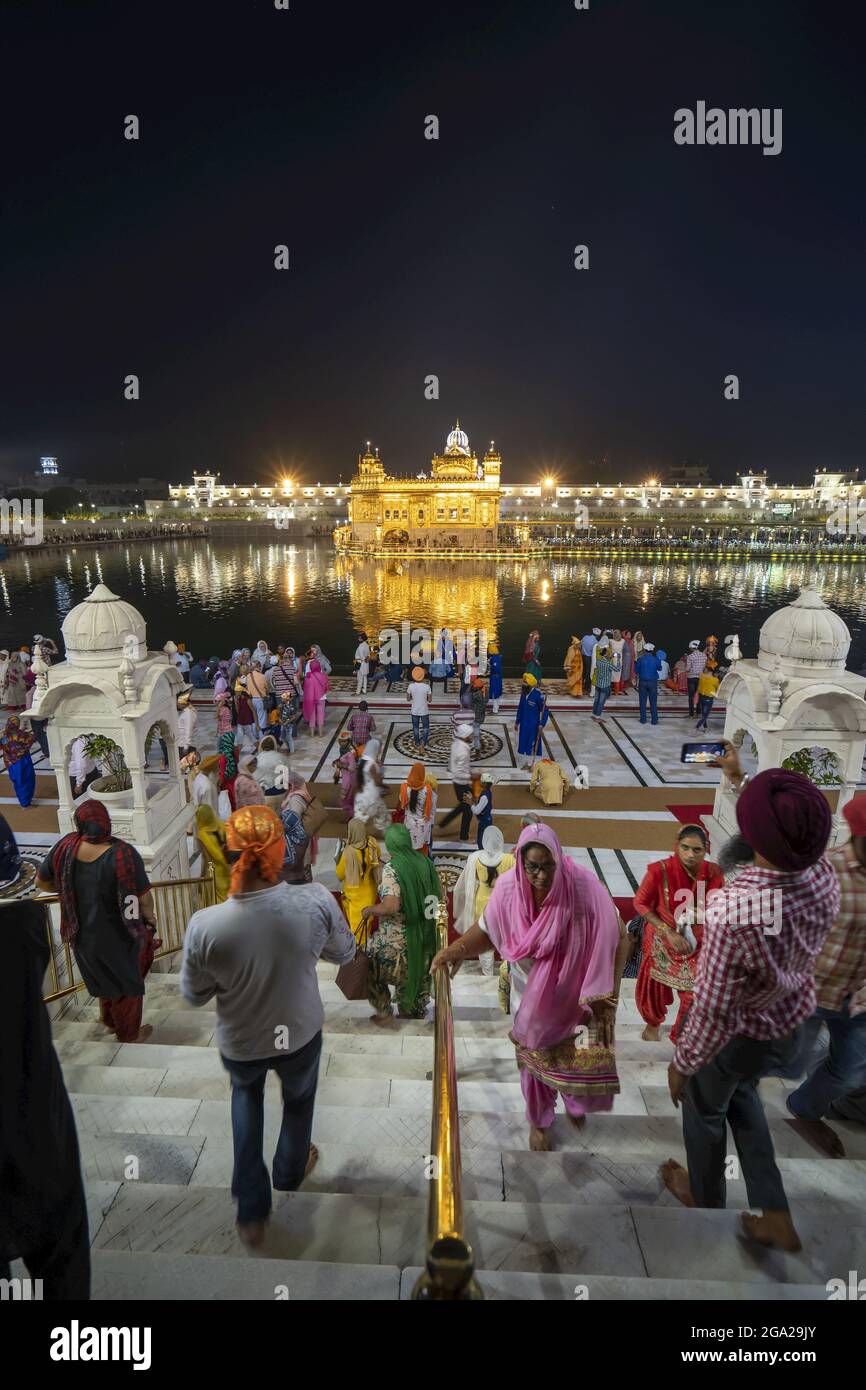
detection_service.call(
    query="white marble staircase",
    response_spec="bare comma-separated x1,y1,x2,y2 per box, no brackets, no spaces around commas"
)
33,967,866,1300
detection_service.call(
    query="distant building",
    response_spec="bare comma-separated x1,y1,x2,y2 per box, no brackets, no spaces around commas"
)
163,456,864,543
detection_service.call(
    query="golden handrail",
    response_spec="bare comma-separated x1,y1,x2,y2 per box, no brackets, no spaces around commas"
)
24,868,216,1004
412,899,483,1300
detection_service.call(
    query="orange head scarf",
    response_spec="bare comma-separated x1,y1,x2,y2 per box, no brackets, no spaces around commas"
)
225,805,285,894
400,762,432,816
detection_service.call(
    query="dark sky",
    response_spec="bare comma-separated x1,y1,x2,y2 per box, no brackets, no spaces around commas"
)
3,0,865,487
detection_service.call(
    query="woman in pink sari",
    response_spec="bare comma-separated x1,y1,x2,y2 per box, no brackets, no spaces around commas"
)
302,657,329,736
431,824,627,1151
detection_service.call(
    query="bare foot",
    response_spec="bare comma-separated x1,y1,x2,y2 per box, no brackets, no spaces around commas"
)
659,1158,696,1207
236,1218,268,1249
529,1126,552,1151
370,1012,397,1029
126,1024,154,1043
784,1098,846,1158
641,1024,662,1042
303,1144,319,1181
741,1210,802,1253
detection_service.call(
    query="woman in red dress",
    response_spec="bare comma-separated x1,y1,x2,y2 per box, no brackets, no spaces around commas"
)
633,823,723,1043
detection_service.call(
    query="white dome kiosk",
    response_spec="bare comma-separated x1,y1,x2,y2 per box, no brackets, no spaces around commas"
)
705,587,866,854
30,584,195,881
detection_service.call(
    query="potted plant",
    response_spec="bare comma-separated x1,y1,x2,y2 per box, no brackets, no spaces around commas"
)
781,746,842,786
82,734,133,799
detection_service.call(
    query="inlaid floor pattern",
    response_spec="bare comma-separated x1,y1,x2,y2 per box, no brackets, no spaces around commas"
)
23,966,866,1301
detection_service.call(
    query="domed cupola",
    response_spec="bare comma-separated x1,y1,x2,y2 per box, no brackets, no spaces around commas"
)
61,584,147,668
445,420,470,456
757,587,851,678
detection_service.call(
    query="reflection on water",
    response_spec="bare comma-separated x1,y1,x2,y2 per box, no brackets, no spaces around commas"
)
0,541,864,674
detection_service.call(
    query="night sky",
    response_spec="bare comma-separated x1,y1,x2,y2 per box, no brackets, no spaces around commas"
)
3,0,865,487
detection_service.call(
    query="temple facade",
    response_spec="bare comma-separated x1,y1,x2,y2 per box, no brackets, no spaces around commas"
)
344,424,502,550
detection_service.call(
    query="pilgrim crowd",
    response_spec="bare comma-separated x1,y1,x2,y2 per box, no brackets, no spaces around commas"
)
1,625,865,1292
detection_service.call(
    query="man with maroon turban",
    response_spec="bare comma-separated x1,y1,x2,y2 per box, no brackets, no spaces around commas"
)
784,791,866,1155
660,743,840,1254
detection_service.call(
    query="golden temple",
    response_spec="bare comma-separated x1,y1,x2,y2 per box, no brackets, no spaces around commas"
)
342,423,502,550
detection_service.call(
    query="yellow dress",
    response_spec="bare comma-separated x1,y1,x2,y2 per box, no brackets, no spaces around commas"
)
336,839,380,942
564,641,583,697
474,852,515,917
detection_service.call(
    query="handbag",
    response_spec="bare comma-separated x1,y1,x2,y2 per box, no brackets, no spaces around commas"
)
335,921,370,1000
297,789,328,837
622,915,644,979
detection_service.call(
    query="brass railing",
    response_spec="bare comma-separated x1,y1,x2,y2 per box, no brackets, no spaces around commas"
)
33,869,216,1004
412,899,483,1300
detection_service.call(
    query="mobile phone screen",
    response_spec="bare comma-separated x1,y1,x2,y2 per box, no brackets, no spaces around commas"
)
681,741,726,764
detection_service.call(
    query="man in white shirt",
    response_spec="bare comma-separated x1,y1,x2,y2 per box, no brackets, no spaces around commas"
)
438,723,474,841
406,666,432,756
177,692,197,757
180,806,356,1248
354,634,371,694
190,752,220,816
68,735,99,799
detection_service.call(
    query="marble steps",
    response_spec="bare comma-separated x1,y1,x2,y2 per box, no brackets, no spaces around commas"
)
68,1090,857,1167
91,1251,828,1303
90,1251,401,1301
86,1182,865,1288
75,1130,866,1209
57,1047,682,1093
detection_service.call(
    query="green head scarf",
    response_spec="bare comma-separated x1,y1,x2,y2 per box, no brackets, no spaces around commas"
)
384,823,442,1014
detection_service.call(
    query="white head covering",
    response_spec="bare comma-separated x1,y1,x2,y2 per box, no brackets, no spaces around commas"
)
479,824,505,867
361,737,380,763
592,627,602,636
480,771,495,785
688,640,700,649
456,723,473,739
643,642,655,652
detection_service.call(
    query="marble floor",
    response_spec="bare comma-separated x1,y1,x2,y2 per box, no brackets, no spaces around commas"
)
7,685,865,860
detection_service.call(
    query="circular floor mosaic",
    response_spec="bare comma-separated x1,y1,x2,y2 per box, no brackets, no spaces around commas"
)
431,851,472,892
392,724,504,765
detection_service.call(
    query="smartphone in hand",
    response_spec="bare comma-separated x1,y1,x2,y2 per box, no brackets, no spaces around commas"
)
681,741,726,764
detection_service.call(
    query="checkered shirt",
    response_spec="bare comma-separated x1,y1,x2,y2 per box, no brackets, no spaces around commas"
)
674,857,841,1075
813,844,866,1016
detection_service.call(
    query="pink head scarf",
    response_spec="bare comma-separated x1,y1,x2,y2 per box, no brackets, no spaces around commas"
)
302,658,329,722
481,824,619,1049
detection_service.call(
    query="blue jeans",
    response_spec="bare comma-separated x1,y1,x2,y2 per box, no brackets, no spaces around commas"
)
592,685,611,716
696,695,714,729
787,1002,866,1121
638,680,659,724
411,714,430,744
220,1031,323,1223
251,696,267,735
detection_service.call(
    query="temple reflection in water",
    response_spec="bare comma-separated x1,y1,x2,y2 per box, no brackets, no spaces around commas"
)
2,540,866,674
